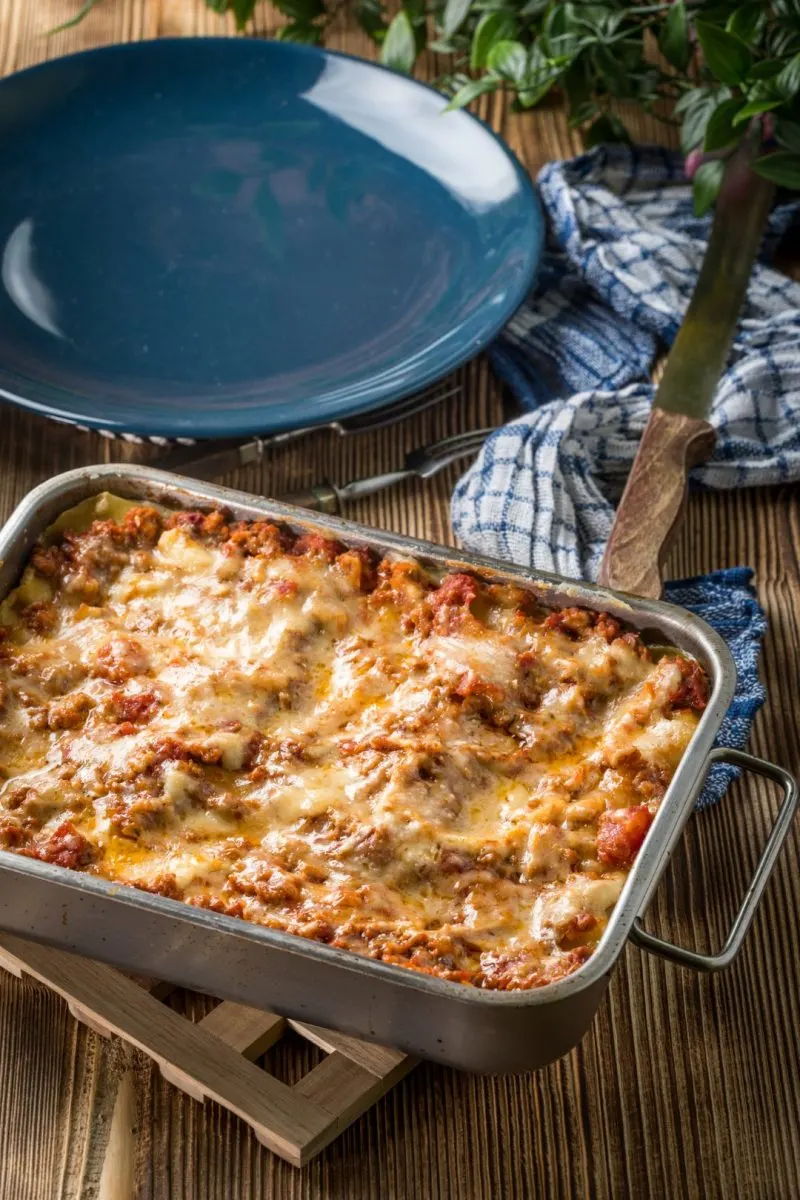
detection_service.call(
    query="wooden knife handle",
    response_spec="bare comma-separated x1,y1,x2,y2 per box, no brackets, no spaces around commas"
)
598,408,716,600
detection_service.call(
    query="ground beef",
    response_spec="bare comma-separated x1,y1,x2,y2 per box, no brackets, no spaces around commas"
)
544,607,626,643
224,519,291,557
131,873,184,900
121,506,163,543
166,509,230,540
227,859,303,906
20,601,57,635
335,547,378,592
29,545,64,580
105,689,160,725
428,573,479,612
294,532,345,561
47,692,94,731
92,637,150,684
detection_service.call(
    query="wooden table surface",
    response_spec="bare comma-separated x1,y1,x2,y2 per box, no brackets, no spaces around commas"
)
1,3,799,1198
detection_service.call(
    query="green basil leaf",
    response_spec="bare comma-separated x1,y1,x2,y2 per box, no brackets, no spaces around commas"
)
541,2,585,61
443,76,501,112
703,97,744,151
470,12,518,69
584,113,631,149
695,20,752,86
748,59,786,80
774,117,800,151
659,0,690,71
274,0,323,22
752,150,800,188
679,89,730,154
231,0,258,26
732,97,783,125
767,24,800,57
674,86,705,116
573,4,622,41
773,0,800,31
442,0,473,37
277,21,322,42
776,52,800,99
486,39,528,85
726,4,767,44
518,44,558,107
380,10,417,73
692,159,725,216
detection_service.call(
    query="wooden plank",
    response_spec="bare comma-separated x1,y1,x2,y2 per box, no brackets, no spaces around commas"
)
0,936,331,1165
97,1066,137,1200
288,1020,409,1076
197,1002,286,1059
292,1052,417,1165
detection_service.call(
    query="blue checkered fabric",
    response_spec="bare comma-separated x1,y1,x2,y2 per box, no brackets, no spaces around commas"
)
451,145,797,804
665,570,766,808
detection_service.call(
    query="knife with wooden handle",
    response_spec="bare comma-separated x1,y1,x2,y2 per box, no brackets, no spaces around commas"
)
598,136,775,600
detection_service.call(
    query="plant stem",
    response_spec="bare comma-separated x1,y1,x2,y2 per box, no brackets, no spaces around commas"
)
656,132,776,419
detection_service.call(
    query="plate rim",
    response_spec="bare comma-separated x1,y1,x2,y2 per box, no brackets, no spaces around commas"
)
0,36,543,439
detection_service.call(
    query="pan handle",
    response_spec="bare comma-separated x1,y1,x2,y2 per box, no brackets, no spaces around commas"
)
630,747,799,972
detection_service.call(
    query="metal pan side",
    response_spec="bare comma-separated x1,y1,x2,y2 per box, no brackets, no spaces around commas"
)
0,465,736,1070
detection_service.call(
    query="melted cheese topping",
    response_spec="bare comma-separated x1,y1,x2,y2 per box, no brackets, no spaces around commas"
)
0,497,708,991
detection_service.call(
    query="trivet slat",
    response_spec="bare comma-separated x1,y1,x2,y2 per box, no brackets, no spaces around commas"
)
295,1050,413,1126
0,934,415,1167
197,1001,286,1058
289,1019,409,1074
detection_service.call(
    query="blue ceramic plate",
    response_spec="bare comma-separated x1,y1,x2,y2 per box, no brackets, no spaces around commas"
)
0,38,542,439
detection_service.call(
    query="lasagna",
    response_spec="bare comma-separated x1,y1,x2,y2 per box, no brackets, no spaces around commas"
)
0,494,708,991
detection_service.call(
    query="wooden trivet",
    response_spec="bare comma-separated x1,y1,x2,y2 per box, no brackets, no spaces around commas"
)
0,934,416,1167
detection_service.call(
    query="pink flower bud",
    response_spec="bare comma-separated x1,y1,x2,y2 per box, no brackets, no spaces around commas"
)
684,149,703,180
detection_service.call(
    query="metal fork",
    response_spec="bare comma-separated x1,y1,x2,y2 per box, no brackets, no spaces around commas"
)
277,426,496,513
150,384,463,482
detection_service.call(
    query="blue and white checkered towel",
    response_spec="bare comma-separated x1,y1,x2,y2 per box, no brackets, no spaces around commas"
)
452,145,800,804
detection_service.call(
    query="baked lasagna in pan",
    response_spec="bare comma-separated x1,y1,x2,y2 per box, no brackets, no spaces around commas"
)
0,495,708,990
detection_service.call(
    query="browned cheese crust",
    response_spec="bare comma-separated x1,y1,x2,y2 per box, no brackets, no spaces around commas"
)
0,500,708,990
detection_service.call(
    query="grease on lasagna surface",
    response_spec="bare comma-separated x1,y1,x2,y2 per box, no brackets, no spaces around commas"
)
0,495,708,990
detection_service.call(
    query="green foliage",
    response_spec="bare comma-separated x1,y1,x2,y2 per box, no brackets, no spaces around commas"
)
703,96,744,150
692,157,725,214
659,0,690,72
753,148,800,184
49,0,100,33
71,0,800,192
694,20,751,86
380,10,417,72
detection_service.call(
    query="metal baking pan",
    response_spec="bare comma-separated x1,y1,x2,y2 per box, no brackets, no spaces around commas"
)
0,464,795,1074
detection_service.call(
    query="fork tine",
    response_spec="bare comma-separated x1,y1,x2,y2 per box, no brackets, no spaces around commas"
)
406,426,497,477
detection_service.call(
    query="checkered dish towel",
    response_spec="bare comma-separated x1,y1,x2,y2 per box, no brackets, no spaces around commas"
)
452,145,800,805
